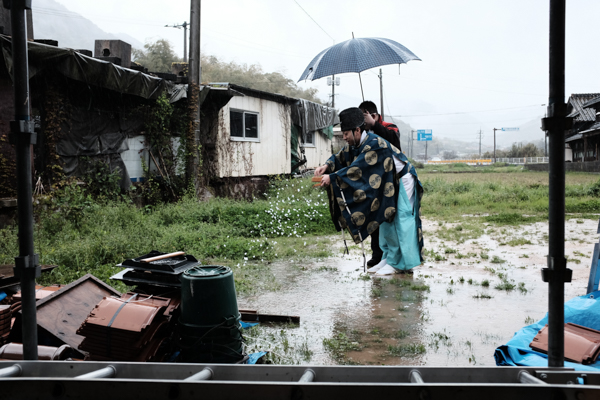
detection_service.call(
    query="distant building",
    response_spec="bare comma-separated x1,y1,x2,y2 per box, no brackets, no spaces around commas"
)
565,93,600,162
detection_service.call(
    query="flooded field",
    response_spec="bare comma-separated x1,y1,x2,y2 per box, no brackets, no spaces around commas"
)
239,217,597,366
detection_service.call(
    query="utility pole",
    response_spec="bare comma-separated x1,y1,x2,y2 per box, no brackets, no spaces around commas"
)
331,74,335,108
477,129,483,157
6,0,40,360
165,21,188,62
189,0,201,193
543,0,571,368
328,75,339,108
493,128,500,163
410,130,416,159
378,68,384,120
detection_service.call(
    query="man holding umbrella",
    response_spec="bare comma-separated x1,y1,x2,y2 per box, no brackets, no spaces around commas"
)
360,100,401,151
315,107,424,275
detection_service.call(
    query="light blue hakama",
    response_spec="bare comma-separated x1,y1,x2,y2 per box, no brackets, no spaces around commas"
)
379,181,422,271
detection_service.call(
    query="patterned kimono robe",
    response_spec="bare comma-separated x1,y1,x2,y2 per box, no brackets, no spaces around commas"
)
325,131,424,264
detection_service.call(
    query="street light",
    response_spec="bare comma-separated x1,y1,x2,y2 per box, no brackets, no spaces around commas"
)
493,128,500,163
165,22,188,62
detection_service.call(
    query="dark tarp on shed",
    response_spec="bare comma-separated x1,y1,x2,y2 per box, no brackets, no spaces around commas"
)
0,35,189,191
57,107,131,190
0,35,169,100
290,99,338,172
291,99,338,141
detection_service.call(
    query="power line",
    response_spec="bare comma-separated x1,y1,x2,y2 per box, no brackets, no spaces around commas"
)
32,6,166,27
291,0,335,43
390,104,545,118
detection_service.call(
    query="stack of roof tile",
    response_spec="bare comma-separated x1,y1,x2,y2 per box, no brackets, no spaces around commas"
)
77,293,178,361
530,322,600,364
0,305,11,344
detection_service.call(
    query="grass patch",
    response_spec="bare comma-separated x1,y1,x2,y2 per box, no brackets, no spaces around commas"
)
387,343,426,357
244,325,313,364
473,292,493,299
0,176,337,295
505,238,532,246
323,330,363,362
395,330,410,339
388,278,430,292
429,331,452,350
421,171,600,219
518,282,528,293
483,213,543,225
495,279,516,291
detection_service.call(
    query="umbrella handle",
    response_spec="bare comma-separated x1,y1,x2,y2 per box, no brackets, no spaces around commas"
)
358,72,364,102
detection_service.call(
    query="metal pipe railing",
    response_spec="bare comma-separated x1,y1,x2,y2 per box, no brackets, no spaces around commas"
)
0,364,21,378
75,366,116,380
518,370,547,385
298,369,316,383
184,367,213,381
409,369,424,384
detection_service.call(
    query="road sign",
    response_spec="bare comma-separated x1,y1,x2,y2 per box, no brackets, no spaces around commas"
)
417,129,432,141
501,127,519,131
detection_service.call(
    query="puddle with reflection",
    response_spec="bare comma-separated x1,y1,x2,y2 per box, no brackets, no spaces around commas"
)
239,218,597,366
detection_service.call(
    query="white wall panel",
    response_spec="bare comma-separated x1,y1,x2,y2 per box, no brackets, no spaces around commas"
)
217,96,291,178
303,132,333,169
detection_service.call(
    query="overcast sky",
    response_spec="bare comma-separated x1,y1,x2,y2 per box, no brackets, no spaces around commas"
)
48,0,600,145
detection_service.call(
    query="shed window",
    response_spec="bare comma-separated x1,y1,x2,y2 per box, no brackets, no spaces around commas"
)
301,131,315,147
230,110,259,140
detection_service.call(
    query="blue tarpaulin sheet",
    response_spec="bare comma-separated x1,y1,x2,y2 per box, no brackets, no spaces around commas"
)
494,290,600,371
240,321,259,329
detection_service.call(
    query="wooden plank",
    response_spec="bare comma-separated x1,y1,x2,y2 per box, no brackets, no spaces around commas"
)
240,312,300,324
140,251,185,263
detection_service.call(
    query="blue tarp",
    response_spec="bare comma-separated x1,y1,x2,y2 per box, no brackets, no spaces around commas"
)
495,290,600,371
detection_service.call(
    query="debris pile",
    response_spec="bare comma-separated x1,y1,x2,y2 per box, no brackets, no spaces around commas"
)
0,305,11,345
0,251,298,363
78,293,179,361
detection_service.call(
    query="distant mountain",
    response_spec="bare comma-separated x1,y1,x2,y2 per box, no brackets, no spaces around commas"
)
31,0,143,52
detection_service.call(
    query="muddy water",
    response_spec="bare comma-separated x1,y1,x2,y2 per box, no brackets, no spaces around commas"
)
239,218,598,366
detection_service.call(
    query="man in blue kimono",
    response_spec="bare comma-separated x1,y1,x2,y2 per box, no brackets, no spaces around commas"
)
314,107,424,275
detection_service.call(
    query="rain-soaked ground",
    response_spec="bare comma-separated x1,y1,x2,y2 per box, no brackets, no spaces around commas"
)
239,217,597,366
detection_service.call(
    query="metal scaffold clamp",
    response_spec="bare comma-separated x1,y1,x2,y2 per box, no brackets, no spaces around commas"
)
13,254,40,278
540,116,573,132
2,0,32,10
541,256,572,283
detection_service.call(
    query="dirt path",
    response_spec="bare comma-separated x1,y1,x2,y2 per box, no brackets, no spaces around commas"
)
239,217,597,366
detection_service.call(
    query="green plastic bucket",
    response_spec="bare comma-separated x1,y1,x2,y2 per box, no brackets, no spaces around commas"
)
178,318,244,363
180,265,240,326
178,265,244,363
